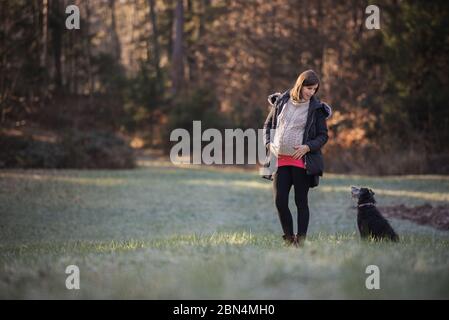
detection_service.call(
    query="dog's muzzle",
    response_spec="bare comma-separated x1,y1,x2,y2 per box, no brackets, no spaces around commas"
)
351,186,361,198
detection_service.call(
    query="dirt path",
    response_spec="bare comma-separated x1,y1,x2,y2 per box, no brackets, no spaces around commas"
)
380,204,449,230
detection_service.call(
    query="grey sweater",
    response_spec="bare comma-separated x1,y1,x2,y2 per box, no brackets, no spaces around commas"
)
270,98,309,157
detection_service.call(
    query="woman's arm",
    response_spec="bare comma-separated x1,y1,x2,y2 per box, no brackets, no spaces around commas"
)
304,109,329,152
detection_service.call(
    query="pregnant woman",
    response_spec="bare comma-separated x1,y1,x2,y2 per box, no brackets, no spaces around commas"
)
262,70,332,247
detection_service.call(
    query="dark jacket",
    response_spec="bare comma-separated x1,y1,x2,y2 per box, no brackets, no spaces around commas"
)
262,89,332,188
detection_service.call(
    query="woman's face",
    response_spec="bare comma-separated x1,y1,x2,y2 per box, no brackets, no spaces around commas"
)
300,84,319,101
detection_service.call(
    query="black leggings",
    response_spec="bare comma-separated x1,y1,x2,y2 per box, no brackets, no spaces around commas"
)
273,166,310,237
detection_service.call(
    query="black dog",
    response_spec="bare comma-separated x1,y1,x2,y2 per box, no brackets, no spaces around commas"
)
351,186,399,242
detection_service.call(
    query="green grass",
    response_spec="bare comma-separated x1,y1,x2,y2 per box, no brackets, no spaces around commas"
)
1,162,449,299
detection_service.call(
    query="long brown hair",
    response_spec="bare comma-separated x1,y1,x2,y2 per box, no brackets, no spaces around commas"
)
290,69,320,103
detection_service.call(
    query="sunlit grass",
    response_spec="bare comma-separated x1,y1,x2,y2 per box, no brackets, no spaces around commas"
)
319,185,449,202
325,173,449,181
0,171,127,186
1,162,449,299
182,178,270,190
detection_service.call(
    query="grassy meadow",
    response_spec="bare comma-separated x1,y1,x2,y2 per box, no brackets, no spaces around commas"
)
1,160,449,299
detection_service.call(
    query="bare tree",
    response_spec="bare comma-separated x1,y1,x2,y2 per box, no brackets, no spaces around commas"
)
50,0,63,91
171,0,184,95
83,0,94,95
41,0,49,69
148,0,162,89
109,0,121,61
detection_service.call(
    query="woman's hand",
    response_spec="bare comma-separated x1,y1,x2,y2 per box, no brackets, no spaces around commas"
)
292,145,310,159
269,143,279,157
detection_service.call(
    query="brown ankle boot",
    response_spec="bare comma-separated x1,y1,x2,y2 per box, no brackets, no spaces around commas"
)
282,234,296,246
295,234,306,247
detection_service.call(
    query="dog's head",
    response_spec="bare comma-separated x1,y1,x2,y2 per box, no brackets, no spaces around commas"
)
351,186,376,205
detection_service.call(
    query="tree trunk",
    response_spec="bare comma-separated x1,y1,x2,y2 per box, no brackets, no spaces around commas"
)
166,0,174,60
83,1,94,95
148,0,162,90
50,0,63,91
171,0,185,95
316,0,325,75
108,0,121,62
41,0,48,69
185,0,196,86
40,0,49,98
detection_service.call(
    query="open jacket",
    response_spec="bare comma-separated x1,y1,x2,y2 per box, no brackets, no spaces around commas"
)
262,89,332,188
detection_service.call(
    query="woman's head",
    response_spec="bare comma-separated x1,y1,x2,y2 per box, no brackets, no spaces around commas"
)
290,69,320,102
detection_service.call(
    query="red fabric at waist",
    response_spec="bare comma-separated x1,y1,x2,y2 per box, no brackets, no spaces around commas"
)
277,154,305,168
